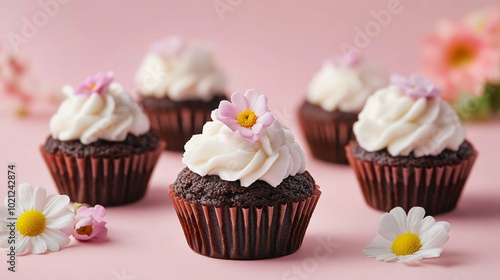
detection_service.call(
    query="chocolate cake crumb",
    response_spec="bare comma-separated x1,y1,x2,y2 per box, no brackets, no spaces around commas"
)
172,168,316,208
44,131,160,158
348,140,475,168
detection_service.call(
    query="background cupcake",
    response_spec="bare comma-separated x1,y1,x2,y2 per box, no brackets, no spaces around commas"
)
135,36,227,151
346,74,477,215
41,72,163,206
169,89,321,259
299,52,386,164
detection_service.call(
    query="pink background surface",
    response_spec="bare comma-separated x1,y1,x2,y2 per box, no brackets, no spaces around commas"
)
1,1,500,279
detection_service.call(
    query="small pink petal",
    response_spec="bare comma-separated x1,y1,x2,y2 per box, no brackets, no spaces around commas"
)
218,100,239,118
252,94,268,116
230,92,249,111
244,89,261,109
257,111,274,126
239,127,254,138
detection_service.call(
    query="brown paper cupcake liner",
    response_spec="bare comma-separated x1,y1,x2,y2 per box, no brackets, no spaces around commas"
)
168,185,321,259
40,142,164,206
144,107,213,152
345,143,477,215
299,108,356,164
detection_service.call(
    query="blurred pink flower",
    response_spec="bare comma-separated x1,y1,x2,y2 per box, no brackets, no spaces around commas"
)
421,20,500,102
465,6,500,45
72,205,108,241
214,89,274,142
391,74,441,99
74,71,114,95
149,35,184,58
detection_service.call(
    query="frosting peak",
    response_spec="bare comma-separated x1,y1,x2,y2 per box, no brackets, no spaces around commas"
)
50,73,150,144
135,37,226,101
183,90,306,187
306,55,386,113
353,77,465,157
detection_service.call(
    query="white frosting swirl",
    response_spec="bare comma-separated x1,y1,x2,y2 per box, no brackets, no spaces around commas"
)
135,44,226,101
353,86,465,157
306,61,385,112
50,83,150,144
183,114,306,187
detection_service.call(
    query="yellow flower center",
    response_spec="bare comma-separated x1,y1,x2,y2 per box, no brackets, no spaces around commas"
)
16,210,46,237
86,83,96,91
391,232,422,256
76,225,93,236
237,110,258,128
448,44,475,68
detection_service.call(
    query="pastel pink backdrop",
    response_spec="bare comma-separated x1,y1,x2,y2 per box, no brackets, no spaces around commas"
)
1,1,500,280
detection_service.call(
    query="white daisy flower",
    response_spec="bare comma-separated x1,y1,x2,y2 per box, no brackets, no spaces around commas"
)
0,183,74,255
363,206,451,263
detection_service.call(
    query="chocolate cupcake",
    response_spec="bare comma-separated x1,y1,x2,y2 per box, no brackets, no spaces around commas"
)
135,36,227,151
40,72,164,206
299,53,386,164
169,89,321,259
346,74,477,215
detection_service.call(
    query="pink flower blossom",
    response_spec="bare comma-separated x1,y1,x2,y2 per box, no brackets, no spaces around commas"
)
391,74,441,99
421,19,500,102
74,71,114,95
465,6,500,46
149,36,184,58
72,205,107,241
214,89,274,142
325,51,360,68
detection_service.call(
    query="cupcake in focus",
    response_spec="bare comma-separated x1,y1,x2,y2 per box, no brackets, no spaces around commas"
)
41,72,164,206
135,36,227,151
346,74,477,215
299,52,386,164
169,89,321,259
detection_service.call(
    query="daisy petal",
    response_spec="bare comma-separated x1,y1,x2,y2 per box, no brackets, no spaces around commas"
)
414,248,443,259
406,206,426,233
389,207,408,233
46,211,74,229
418,216,436,235
32,187,47,211
42,228,70,251
30,236,48,254
15,235,30,255
379,213,401,240
398,253,425,262
420,224,450,249
18,183,34,212
42,195,71,218
435,221,451,233
363,236,393,256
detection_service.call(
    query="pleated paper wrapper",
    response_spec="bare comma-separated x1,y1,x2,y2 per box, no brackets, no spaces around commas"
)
40,142,164,206
345,142,477,215
299,107,356,164
144,106,214,152
169,185,321,259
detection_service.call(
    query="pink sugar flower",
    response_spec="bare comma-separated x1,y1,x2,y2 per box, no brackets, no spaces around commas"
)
421,19,499,102
325,51,360,68
74,71,114,95
214,89,274,142
391,74,441,99
72,205,108,241
149,35,184,58
465,6,500,45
